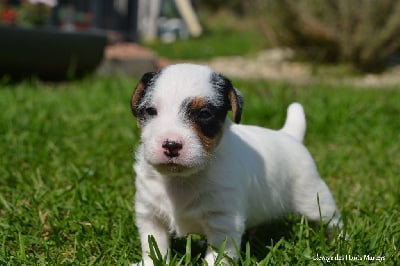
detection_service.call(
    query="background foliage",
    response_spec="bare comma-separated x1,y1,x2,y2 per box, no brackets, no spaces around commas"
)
259,0,400,72
200,0,400,72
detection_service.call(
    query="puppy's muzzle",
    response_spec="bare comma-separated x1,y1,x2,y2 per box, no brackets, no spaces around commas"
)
162,140,183,158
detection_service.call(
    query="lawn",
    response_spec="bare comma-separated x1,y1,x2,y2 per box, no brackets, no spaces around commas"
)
143,10,267,60
0,75,399,265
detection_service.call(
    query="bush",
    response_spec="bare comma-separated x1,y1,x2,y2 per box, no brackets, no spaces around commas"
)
200,0,258,15
258,0,400,72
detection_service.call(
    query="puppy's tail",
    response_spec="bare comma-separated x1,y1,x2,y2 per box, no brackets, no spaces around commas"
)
280,102,306,142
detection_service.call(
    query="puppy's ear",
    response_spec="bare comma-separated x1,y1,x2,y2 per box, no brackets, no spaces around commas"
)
228,87,243,123
212,73,243,124
131,71,158,117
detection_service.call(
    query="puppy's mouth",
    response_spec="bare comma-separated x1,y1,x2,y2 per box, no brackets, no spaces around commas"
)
149,155,209,176
154,162,192,175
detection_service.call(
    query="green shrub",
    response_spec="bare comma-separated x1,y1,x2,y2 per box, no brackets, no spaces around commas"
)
258,0,400,72
200,0,258,15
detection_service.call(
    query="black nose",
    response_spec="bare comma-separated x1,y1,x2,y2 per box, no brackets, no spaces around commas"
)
162,140,183,158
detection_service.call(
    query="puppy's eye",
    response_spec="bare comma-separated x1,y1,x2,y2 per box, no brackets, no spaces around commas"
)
145,107,158,116
198,108,213,120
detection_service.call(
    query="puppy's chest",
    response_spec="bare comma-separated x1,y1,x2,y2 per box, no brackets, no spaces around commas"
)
146,179,208,234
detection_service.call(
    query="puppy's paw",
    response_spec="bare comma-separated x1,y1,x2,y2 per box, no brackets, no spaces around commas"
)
204,252,231,266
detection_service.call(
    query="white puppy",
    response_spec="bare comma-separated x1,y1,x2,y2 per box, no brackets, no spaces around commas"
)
131,63,341,265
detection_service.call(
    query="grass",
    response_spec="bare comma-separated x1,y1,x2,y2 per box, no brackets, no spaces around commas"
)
0,76,399,265
143,26,265,60
142,10,267,60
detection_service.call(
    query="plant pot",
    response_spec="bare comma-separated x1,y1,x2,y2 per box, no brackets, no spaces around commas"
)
0,26,107,80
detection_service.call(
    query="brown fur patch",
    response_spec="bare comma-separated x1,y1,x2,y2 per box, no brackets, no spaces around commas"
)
131,71,159,128
228,89,242,123
131,81,145,117
194,124,223,152
190,96,208,110
131,81,146,129
188,97,224,152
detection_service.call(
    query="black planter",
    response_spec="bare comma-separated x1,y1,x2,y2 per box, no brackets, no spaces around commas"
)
0,26,107,80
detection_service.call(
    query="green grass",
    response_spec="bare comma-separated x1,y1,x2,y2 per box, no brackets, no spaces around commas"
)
0,77,399,265
144,27,265,60
142,11,266,60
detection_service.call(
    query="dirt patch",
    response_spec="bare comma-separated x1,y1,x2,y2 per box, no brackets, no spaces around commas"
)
206,49,400,88
104,44,400,88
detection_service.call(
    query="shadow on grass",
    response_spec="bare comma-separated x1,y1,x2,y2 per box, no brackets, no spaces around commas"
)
241,219,296,260
169,218,297,263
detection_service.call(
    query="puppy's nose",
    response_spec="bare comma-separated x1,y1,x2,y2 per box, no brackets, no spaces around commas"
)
162,140,183,158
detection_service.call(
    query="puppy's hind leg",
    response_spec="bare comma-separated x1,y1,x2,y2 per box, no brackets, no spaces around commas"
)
293,179,342,238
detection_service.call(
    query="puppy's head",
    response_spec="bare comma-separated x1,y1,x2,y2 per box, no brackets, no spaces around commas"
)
131,64,243,176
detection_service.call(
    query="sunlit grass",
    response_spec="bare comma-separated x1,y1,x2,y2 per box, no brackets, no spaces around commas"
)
142,10,267,60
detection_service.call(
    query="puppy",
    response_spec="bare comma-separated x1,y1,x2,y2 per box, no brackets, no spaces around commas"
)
131,63,341,265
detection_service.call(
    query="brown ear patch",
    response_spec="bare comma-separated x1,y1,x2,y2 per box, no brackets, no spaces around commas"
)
130,71,159,128
228,88,243,124
131,81,146,117
210,72,243,124
131,71,158,116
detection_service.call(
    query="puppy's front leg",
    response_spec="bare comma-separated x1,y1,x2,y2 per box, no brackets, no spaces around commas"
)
203,214,244,265
135,213,170,266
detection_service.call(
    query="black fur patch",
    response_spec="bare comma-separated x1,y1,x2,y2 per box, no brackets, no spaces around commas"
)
131,71,160,126
210,73,243,123
181,96,228,140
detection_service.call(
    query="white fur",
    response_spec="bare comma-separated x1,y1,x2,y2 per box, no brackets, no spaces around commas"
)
132,64,341,265
138,64,223,112
281,102,306,142
137,64,220,176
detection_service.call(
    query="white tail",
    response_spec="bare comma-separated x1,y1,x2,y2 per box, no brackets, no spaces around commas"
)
281,102,306,142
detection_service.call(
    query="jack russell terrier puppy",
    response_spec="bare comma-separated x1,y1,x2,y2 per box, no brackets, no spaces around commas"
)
130,63,341,265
